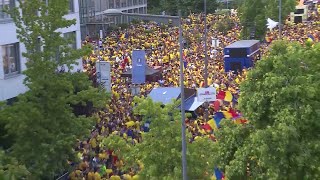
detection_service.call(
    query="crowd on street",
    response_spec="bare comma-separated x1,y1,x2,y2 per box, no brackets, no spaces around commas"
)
69,3,320,179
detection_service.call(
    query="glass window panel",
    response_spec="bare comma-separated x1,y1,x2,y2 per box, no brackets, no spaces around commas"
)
2,43,20,76
69,0,74,13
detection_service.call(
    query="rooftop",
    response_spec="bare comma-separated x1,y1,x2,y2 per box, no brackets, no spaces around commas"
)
225,40,260,48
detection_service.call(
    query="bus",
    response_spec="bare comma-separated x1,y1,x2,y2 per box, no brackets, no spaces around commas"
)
224,40,260,72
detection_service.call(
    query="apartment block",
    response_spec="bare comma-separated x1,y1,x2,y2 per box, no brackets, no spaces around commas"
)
0,0,82,101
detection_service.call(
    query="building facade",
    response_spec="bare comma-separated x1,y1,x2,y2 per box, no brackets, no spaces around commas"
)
79,0,147,39
0,0,82,101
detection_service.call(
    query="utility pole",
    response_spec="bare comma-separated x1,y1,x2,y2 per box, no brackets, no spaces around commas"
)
178,10,188,180
204,0,209,122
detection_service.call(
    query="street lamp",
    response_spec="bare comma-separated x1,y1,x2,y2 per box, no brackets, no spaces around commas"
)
103,9,188,180
279,0,282,39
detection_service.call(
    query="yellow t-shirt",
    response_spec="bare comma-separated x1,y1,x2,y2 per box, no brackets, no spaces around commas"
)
110,175,121,180
89,138,97,148
94,172,101,180
87,172,94,180
123,174,133,180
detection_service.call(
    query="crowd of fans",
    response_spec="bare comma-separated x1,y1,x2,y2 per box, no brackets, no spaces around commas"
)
69,2,320,179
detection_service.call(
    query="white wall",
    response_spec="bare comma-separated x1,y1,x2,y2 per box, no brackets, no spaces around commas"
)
0,0,82,101
0,21,28,101
61,0,83,72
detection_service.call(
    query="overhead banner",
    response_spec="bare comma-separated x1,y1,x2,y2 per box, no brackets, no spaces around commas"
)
132,50,146,84
197,87,217,102
96,61,111,92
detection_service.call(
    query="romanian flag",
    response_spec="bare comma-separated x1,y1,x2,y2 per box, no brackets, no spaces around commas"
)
213,112,225,128
200,81,205,87
222,111,233,119
202,123,213,132
224,91,233,102
214,168,224,180
216,91,226,100
183,55,188,68
307,34,315,42
234,117,248,124
208,119,218,130
228,108,239,118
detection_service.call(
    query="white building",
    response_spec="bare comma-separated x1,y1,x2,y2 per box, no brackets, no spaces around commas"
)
0,0,82,102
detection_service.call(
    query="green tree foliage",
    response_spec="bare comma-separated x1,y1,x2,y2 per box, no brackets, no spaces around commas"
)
213,41,320,179
0,0,108,178
238,0,296,39
149,0,218,16
214,16,234,35
0,149,30,180
101,97,216,179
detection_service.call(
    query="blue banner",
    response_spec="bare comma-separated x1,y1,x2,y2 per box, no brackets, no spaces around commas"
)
132,50,146,84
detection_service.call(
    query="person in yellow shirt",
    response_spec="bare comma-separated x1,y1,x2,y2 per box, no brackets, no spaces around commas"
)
110,175,121,180
89,137,97,149
123,174,133,180
94,171,102,180
87,171,95,180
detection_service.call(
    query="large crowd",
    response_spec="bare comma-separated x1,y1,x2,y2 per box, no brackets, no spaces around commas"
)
69,2,320,180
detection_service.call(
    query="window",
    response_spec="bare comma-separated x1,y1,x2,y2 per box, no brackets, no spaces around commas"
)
109,1,114,8
68,0,74,13
0,0,15,20
2,43,20,76
116,0,120,8
294,8,304,14
64,31,77,49
229,48,247,58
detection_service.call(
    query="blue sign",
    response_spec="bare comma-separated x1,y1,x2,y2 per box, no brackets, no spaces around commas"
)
132,50,146,84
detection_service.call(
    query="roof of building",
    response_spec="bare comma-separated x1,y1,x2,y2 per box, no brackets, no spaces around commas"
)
225,40,260,48
183,95,204,111
121,66,160,76
148,87,181,105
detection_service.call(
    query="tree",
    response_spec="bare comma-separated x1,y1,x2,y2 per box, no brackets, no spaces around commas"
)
0,0,108,178
213,41,320,179
0,150,30,180
149,0,218,16
238,0,296,39
101,97,216,179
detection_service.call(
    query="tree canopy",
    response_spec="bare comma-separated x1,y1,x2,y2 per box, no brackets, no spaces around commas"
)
101,97,217,179
0,0,108,178
238,0,296,39
0,149,30,180
148,0,219,16
213,41,320,179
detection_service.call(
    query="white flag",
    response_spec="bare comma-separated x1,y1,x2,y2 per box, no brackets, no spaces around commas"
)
266,18,279,30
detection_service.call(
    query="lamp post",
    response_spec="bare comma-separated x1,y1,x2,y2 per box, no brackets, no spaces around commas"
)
102,9,188,180
279,0,282,39
204,0,209,122
178,10,188,180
